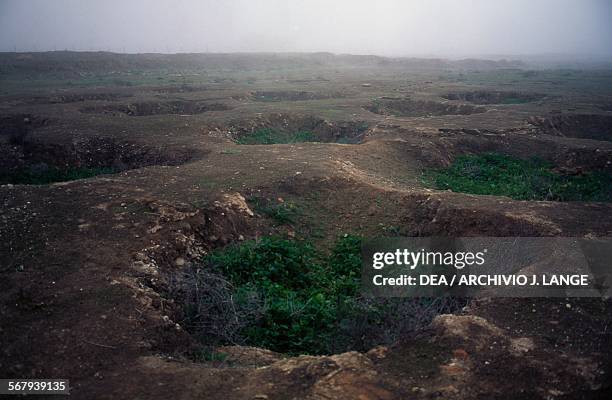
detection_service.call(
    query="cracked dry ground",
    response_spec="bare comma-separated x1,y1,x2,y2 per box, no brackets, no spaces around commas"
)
2,91,612,398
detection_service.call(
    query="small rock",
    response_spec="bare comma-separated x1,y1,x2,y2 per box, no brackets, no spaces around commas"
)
510,337,535,355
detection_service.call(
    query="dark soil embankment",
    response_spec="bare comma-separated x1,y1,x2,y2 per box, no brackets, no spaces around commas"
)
528,114,612,142
443,90,546,104
80,100,231,116
229,113,370,144
1,133,198,184
366,97,486,117
250,90,343,102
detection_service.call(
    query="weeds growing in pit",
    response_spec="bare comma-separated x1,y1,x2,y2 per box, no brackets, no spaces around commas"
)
235,128,316,145
176,236,465,356
0,166,117,185
422,153,612,202
251,198,302,225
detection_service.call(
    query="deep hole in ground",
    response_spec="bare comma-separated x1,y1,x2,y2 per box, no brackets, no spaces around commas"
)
528,114,612,142
17,92,130,105
0,113,49,145
423,128,612,174
229,113,370,144
443,90,546,105
80,100,231,116
365,97,486,117
168,235,466,356
0,130,199,184
422,152,612,202
250,90,344,102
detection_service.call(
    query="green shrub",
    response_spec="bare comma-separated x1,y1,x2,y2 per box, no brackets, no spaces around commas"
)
202,236,361,355
181,236,464,356
251,198,301,225
423,153,611,202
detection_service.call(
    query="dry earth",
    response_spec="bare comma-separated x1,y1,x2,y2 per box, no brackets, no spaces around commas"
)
1,53,611,399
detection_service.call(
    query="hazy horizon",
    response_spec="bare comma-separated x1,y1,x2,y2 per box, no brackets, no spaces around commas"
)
1,0,611,59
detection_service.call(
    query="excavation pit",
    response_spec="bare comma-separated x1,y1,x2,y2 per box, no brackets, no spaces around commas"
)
171,235,466,356
20,92,129,105
80,100,231,116
0,136,198,185
230,114,369,144
365,97,486,117
443,91,546,105
251,90,342,102
529,114,612,142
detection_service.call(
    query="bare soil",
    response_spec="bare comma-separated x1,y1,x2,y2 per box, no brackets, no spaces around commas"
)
1,52,612,399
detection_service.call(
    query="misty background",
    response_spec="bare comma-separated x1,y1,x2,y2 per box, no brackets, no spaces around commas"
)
1,0,611,59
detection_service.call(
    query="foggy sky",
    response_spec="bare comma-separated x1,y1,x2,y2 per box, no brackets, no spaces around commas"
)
1,0,611,58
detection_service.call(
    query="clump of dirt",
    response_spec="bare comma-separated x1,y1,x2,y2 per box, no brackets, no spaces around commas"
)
80,100,231,116
443,90,546,104
250,90,343,102
0,136,199,184
365,97,486,117
528,114,612,142
228,113,370,144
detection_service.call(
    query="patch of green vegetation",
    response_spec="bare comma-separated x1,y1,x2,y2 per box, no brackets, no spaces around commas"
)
0,166,117,185
220,149,242,155
192,348,229,363
204,235,363,355
182,236,463,356
423,153,612,202
252,198,302,225
235,128,316,145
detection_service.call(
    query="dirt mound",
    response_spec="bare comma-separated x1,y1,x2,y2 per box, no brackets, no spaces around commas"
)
228,113,370,144
443,91,546,104
80,100,231,116
250,90,343,102
528,114,612,142
365,97,486,117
